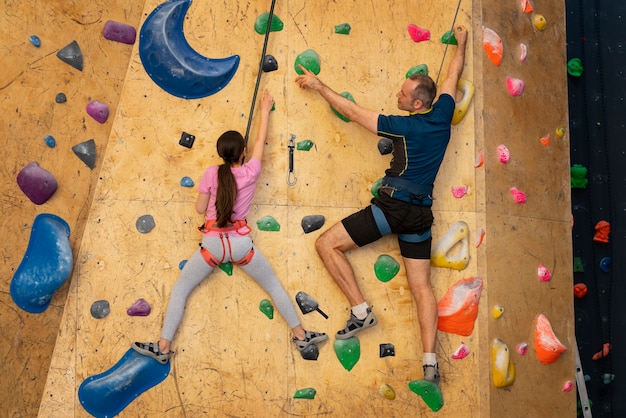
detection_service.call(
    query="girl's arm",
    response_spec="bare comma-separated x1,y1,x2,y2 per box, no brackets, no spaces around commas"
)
249,90,275,162
195,192,209,214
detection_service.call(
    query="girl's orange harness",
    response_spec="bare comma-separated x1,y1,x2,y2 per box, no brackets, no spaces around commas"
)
197,220,255,267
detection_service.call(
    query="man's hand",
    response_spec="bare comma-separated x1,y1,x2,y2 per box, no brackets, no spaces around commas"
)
453,25,468,46
295,65,324,91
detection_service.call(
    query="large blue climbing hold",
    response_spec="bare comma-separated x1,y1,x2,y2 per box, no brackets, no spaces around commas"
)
139,0,240,99
79,348,170,417
10,214,72,313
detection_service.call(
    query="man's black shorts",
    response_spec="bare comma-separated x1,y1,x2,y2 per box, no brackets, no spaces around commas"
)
341,190,434,259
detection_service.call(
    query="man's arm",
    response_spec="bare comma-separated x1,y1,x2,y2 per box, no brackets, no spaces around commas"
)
439,25,469,98
295,65,379,134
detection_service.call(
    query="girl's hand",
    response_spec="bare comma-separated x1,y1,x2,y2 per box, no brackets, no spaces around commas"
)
260,89,275,113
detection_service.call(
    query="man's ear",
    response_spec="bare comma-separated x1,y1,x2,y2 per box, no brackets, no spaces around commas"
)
412,99,423,112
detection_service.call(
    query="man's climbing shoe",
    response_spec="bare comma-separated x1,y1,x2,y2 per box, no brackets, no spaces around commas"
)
131,342,172,364
292,330,328,352
336,307,377,339
423,363,441,385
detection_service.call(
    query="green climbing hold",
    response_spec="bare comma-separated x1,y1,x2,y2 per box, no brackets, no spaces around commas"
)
408,379,444,412
259,299,274,319
297,139,315,151
331,92,355,122
334,337,360,371
256,215,280,231
574,257,584,273
334,23,351,35
370,178,383,198
406,64,429,78
254,12,284,35
219,262,233,276
567,58,583,77
374,255,400,282
441,30,458,45
294,49,321,75
571,164,588,188
293,387,317,399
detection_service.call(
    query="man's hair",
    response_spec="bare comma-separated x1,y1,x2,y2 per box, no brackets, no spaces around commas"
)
215,130,245,227
409,74,437,109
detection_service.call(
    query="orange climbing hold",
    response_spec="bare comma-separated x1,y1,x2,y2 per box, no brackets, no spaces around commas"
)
592,343,611,360
437,276,483,336
482,26,503,66
521,0,533,13
593,220,610,243
534,314,567,364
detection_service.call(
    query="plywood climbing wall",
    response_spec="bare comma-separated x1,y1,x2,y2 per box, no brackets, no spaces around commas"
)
2,0,575,417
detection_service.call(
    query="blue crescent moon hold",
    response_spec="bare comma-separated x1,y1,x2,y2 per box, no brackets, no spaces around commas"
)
139,0,240,99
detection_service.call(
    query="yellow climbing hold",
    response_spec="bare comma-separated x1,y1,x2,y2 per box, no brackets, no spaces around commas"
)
492,305,504,319
556,126,566,138
379,383,396,400
431,221,470,270
533,14,547,31
492,338,516,388
452,79,474,125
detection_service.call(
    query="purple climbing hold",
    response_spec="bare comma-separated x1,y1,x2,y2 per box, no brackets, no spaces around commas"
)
127,298,151,316
17,162,58,205
103,20,137,45
86,100,109,124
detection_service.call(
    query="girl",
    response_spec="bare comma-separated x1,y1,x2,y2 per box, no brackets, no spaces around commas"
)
133,90,327,363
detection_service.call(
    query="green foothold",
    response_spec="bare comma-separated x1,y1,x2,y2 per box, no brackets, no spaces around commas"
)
331,92,355,122
441,30,458,45
574,257,584,273
259,299,274,319
406,64,429,78
408,380,444,412
374,254,400,282
370,178,383,198
293,387,317,399
334,23,351,35
219,262,233,276
567,58,584,77
571,164,588,188
334,337,360,371
296,139,314,151
254,12,284,35
256,215,280,231
294,49,321,75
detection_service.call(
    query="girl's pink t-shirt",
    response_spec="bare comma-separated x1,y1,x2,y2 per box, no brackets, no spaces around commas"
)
198,157,261,221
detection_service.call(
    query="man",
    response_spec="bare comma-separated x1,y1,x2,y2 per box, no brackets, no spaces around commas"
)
295,25,468,384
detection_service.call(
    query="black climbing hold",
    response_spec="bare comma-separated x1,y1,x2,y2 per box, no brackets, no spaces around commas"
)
72,139,97,169
136,215,156,233
301,215,325,234
379,343,395,357
262,54,278,72
378,138,393,155
90,300,111,319
179,131,195,148
299,344,320,361
295,291,328,319
55,92,67,103
57,40,83,71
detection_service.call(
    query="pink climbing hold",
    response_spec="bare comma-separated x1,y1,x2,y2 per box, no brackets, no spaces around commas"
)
86,100,109,124
509,187,527,204
537,264,552,282
103,20,137,45
506,77,525,97
516,342,528,355
407,24,430,42
497,144,510,164
17,161,58,205
452,342,470,359
562,380,574,392
451,186,469,198
127,298,151,316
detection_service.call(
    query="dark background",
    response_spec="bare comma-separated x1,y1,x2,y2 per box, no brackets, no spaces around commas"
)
566,0,626,416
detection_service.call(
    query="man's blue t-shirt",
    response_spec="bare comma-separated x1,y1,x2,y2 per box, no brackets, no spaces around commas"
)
377,93,455,190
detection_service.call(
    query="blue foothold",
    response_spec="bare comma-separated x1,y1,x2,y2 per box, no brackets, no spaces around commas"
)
29,35,41,47
600,257,611,273
180,176,194,187
44,135,56,148
179,260,187,269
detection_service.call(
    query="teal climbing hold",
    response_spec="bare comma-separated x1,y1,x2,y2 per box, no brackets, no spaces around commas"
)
408,379,444,412
293,388,317,399
219,262,233,276
259,299,274,319
406,64,429,78
573,257,584,273
334,338,360,371
370,178,383,198
374,255,400,282
294,49,320,75
331,92,355,122
254,12,284,34
334,23,351,35
256,216,280,231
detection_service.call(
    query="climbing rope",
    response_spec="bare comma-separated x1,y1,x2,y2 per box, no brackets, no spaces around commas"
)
435,0,464,86
244,0,278,146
